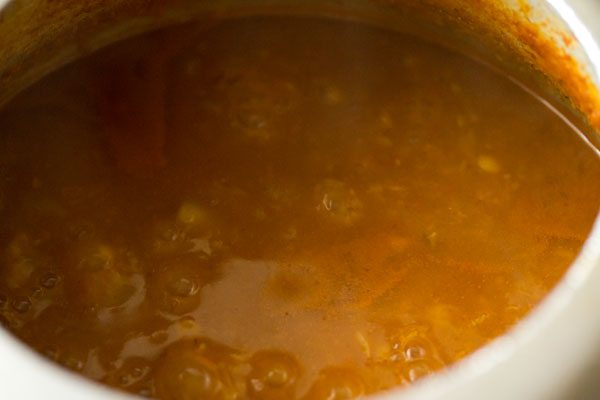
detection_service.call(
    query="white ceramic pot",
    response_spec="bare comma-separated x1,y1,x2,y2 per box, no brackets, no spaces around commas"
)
0,1,598,399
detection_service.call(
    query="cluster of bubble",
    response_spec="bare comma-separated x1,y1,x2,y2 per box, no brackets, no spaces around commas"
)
0,233,61,327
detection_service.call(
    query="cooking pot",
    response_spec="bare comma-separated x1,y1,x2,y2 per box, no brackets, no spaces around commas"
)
0,1,599,399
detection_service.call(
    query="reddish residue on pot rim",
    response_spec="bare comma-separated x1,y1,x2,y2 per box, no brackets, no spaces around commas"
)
0,0,599,129
374,0,600,132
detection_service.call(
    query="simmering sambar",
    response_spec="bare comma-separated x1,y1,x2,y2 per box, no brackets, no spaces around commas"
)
0,16,598,400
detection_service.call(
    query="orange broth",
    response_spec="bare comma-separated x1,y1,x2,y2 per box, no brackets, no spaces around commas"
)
0,16,599,400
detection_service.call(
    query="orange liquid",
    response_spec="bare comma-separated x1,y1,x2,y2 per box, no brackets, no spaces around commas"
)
0,17,598,400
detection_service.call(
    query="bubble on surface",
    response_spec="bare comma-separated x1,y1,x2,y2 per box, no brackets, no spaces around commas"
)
405,345,427,361
40,272,60,289
304,367,365,400
168,277,200,298
149,256,215,315
154,339,244,400
386,324,444,370
248,350,300,399
406,361,433,382
11,297,31,313
106,357,153,390
151,220,194,256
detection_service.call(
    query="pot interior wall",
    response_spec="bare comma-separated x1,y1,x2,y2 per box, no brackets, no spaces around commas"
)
0,0,599,142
